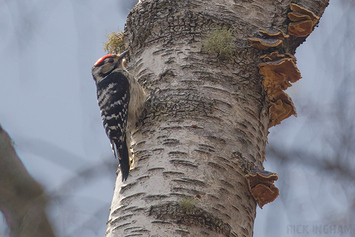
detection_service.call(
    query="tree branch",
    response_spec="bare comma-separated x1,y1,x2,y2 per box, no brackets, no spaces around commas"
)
0,125,55,237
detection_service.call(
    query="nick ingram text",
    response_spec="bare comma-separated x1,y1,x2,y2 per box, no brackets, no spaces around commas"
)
287,224,353,235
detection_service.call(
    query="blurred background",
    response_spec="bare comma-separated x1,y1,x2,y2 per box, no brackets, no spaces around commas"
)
0,0,354,236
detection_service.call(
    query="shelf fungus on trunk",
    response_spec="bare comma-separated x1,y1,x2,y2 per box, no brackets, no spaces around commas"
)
259,57,301,100
242,1,325,212
288,3,320,37
259,29,289,40
246,5,317,128
257,54,301,127
247,38,283,50
247,29,288,50
268,91,297,127
260,51,296,63
245,168,279,208
248,27,301,127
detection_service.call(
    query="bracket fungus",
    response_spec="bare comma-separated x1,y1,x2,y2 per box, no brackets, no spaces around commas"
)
288,12,312,22
269,91,297,127
288,3,320,37
247,38,283,50
257,53,300,127
290,3,320,25
245,168,279,208
288,20,314,37
260,51,296,63
259,57,301,99
259,29,288,40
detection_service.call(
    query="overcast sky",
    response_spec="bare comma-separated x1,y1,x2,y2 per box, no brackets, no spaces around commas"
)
0,1,354,236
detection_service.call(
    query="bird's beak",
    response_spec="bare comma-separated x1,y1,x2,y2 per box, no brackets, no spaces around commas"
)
117,50,129,61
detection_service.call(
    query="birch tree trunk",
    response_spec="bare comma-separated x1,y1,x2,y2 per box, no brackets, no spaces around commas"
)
105,0,329,236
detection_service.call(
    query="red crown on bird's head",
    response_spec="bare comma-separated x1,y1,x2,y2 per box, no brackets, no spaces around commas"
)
94,54,113,66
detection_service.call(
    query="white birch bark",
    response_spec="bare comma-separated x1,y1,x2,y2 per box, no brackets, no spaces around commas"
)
105,0,329,236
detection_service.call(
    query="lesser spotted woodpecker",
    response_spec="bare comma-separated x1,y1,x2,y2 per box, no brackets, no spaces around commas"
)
92,51,145,181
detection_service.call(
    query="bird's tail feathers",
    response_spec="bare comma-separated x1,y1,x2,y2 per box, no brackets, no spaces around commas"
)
114,140,130,181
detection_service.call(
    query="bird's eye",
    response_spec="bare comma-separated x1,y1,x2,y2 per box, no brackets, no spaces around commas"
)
107,58,114,63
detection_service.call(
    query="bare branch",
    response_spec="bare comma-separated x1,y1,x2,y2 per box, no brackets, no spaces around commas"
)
0,125,56,237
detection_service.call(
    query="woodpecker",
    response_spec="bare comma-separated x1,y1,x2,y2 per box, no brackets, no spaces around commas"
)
92,51,145,181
